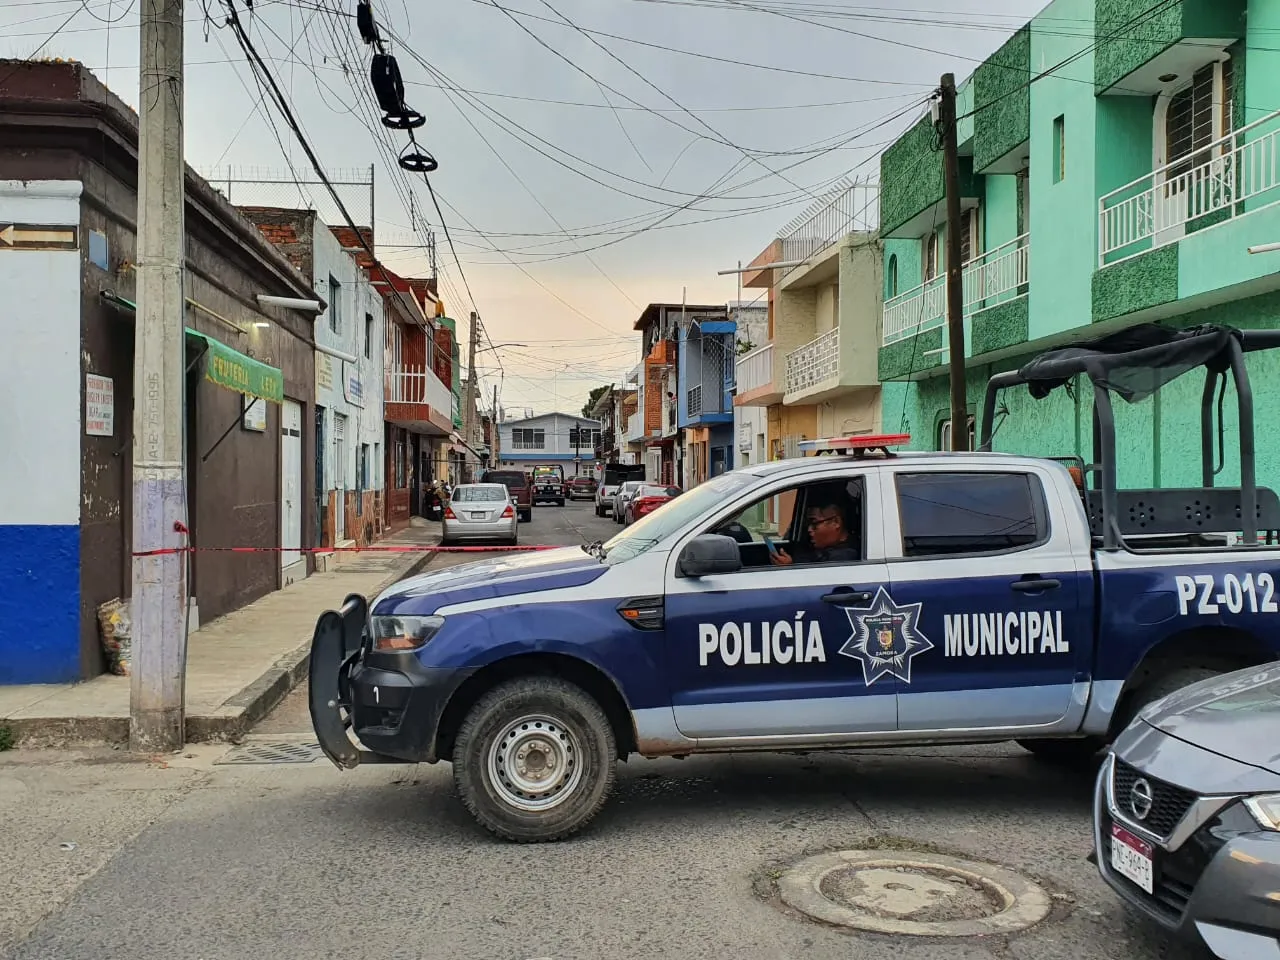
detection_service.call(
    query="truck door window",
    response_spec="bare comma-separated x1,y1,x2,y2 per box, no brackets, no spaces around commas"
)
895,472,1045,558
711,477,865,569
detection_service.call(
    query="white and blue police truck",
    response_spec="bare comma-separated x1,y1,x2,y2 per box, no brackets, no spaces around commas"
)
309,323,1280,842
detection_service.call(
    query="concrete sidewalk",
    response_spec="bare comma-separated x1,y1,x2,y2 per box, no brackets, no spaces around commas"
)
0,519,442,747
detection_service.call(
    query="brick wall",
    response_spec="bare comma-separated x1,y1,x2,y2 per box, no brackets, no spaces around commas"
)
238,207,314,275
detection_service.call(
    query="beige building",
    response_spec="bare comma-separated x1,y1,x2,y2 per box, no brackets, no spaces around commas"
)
733,182,884,466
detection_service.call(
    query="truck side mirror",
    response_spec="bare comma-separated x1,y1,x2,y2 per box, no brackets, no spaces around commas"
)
678,534,743,577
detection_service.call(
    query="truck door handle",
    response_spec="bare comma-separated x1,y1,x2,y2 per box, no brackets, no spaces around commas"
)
821,588,873,606
1011,577,1061,593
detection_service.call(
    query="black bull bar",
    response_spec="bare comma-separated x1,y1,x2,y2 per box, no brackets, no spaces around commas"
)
308,592,399,769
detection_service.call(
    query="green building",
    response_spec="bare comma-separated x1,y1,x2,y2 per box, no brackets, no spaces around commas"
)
437,314,464,429
878,0,1280,490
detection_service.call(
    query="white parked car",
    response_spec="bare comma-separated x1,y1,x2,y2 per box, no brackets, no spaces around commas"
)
611,480,645,524
442,483,519,546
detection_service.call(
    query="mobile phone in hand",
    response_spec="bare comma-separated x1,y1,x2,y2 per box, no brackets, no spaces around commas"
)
763,536,779,556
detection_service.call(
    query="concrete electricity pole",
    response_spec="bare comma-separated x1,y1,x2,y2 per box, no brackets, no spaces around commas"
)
940,73,968,452
492,383,500,463
464,310,479,480
132,0,188,752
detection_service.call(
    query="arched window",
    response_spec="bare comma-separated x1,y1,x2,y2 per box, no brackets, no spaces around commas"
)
887,254,898,298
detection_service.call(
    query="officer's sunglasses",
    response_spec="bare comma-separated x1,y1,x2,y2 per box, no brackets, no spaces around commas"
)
804,514,840,529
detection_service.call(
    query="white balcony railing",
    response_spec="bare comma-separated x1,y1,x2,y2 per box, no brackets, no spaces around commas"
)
735,343,773,395
386,364,452,416
785,327,840,394
778,178,879,266
1100,108,1280,267
881,234,1030,346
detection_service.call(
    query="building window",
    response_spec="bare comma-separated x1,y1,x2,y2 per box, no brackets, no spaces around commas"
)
364,313,374,358
1162,57,1233,178
887,254,898,298
960,207,980,264
896,472,1044,557
512,428,545,449
328,275,342,333
938,415,976,452
923,230,939,281
1052,115,1065,183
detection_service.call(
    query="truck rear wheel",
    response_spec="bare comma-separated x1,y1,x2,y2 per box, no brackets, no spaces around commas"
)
1019,665,1222,765
1111,666,1221,734
1016,737,1105,764
452,676,617,842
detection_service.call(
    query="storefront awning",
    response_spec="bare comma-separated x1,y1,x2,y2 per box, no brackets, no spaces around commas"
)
185,329,283,404
100,292,284,405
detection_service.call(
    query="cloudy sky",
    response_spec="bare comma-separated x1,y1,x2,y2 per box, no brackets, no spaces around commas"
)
3,0,1052,415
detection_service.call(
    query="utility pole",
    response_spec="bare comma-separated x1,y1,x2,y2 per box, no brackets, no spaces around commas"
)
492,383,500,463
132,0,188,752
940,73,968,452
464,310,479,481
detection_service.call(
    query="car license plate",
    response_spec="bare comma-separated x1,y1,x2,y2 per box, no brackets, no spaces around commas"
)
1110,824,1154,894
471,511,485,519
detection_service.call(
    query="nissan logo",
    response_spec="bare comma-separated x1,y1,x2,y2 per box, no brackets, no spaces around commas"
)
1129,778,1154,820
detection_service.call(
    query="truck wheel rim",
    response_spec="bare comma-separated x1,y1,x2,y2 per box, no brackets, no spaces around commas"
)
487,714,584,812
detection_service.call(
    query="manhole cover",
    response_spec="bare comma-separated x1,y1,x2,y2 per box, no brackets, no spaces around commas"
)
776,850,1050,937
215,740,323,765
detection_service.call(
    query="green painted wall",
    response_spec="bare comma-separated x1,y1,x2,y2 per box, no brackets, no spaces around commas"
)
1028,0,1098,341
974,27,1032,172
972,297,1030,356
1094,0,1243,94
878,328,943,381
1092,244,1179,322
984,175,1021,250
1178,203,1280,300
1094,0,1183,94
883,237,923,301
880,116,944,238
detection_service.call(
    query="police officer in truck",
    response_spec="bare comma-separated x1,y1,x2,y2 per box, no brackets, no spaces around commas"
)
769,486,860,566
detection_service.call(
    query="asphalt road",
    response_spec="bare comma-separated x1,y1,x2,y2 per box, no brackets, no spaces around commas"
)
3,502,1209,960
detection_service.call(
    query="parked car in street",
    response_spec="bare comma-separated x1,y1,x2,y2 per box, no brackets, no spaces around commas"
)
624,484,681,525
568,476,597,501
480,469,532,523
1093,662,1280,960
595,463,645,517
441,483,519,546
612,480,645,524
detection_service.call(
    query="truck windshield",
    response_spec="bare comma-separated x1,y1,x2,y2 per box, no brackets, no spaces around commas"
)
601,471,759,564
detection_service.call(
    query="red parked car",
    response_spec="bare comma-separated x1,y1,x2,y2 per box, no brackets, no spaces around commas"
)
624,484,682,525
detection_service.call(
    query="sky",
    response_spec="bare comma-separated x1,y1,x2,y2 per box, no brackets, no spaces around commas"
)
2,0,1054,416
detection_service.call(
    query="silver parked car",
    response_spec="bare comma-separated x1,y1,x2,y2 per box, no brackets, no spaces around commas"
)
612,480,645,524
1093,662,1280,959
442,483,519,546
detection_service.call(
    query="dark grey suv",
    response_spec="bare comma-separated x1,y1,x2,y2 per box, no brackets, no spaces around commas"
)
1093,662,1280,959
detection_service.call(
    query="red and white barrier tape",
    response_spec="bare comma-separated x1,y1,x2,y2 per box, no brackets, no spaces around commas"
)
132,543,560,558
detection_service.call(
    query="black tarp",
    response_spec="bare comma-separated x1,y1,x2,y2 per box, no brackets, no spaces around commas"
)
1016,323,1240,403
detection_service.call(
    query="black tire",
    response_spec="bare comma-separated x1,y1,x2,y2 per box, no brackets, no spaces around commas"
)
594,505,602,517
557,499,565,507
452,676,617,842
1111,666,1221,734
520,510,531,523
1018,665,1221,765
1016,737,1106,764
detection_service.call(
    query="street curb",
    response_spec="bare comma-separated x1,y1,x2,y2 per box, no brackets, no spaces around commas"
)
185,548,439,744
5,547,439,748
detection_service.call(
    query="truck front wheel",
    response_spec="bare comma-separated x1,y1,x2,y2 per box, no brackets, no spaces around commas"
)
452,676,617,842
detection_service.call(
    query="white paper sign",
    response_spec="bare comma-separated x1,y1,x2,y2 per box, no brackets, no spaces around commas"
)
86,374,114,436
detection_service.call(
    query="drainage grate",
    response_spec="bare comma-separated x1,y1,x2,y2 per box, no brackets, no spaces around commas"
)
215,739,324,765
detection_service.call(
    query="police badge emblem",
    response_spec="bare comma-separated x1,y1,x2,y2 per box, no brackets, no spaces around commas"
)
837,587,934,686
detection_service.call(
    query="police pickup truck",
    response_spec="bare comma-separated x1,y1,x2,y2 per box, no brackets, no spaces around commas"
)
309,323,1280,842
